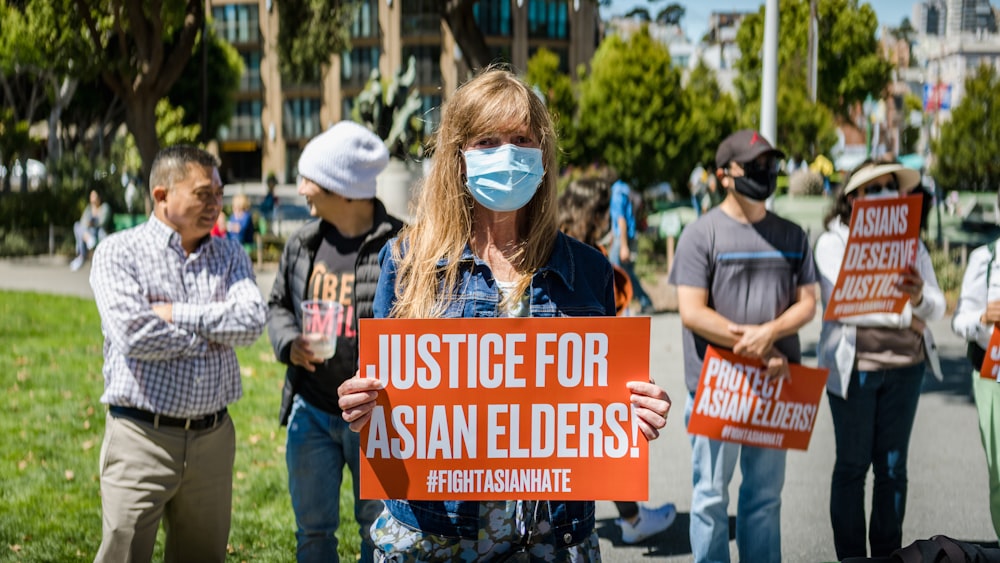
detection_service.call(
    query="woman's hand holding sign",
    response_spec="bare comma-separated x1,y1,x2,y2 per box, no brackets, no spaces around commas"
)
338,374,383,432
627,380,671,441
895,263,925,306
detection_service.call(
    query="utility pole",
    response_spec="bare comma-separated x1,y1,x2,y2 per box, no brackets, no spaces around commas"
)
808,0,818,103
760,0,779,146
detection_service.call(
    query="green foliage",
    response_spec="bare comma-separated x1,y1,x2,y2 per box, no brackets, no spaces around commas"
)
277,0,351,84
168,22,244,142
932,64,1000,192
526,48,578,168
0,290,360,559
735,0,891,120
576,27,685,190
675,61,738,194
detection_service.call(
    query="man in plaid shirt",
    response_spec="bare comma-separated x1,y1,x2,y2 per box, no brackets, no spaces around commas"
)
90,145,267,562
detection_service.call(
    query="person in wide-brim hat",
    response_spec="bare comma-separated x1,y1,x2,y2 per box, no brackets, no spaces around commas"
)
842,162,921,196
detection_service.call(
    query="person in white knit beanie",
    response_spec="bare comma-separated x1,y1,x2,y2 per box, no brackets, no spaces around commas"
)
297,120,390,199
269,119,404,562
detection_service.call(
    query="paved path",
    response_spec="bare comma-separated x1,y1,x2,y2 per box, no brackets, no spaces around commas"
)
2,256,996,562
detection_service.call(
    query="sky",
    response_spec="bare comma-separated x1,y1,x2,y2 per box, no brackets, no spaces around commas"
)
599,1,916,41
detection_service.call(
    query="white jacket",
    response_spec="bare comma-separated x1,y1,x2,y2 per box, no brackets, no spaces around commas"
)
816,219,946,398
952,242,999,351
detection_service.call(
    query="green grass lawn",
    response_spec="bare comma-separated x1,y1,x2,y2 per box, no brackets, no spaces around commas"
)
0,291,360,561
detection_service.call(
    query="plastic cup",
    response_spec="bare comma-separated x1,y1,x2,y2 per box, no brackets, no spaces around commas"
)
301,300,342,361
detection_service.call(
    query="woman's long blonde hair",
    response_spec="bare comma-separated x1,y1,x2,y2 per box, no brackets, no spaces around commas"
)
390,67,559,318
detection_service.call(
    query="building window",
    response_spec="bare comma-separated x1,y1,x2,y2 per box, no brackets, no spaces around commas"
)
402,1,440,35
402,45,441,86
212,4,260,44
342,47,381,89
283,98,322,141
342,96,356,123
241,51,262,92
351,0,379,39
474,0,511,36
528,0,568,39
220,100,262,141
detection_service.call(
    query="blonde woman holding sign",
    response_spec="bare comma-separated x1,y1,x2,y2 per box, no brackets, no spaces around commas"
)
337,67,671,561
815,160,945,559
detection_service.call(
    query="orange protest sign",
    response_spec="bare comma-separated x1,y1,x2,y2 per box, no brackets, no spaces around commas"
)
824,193,924,321
357,316,651,501
687,346,828,450
978,327,1000,380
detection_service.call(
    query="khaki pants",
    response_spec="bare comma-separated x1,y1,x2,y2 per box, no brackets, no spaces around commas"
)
95,411,236,563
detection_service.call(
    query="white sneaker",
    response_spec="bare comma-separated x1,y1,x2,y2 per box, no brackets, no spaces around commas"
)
617,503,677,544
69,256,85,271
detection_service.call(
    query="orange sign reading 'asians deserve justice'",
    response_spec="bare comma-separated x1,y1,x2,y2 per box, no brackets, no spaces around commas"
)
356,317,651,501
824,192,924,321
687,346,827,450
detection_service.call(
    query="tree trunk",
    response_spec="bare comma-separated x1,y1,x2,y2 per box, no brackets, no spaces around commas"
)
441,1,492,72
125,95,159,214
47,75,79,164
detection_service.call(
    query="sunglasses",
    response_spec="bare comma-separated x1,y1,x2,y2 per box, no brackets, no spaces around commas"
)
862,180,898,195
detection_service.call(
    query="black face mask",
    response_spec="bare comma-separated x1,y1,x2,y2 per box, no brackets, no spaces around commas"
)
733,160,777,201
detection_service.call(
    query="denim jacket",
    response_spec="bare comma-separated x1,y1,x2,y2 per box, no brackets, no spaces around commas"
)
373,231,615,544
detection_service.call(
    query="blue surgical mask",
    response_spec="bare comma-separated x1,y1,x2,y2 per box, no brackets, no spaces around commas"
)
463,144,545,212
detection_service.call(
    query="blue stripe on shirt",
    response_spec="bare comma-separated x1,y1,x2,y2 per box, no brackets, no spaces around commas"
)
718,251,803,260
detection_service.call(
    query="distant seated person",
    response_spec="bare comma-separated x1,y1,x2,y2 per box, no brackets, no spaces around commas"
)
227,193,256,252
70,189,112,271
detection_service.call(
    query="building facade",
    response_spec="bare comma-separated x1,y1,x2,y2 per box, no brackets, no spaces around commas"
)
209,0,599,184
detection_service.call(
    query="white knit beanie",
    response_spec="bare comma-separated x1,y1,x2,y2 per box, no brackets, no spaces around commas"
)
297,120,389,199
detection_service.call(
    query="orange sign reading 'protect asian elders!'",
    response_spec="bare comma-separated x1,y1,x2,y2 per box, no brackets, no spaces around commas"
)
824,192,924,321
687,346,828,450
356,316,651,501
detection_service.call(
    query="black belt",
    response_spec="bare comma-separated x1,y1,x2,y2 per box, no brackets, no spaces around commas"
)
110,405,228,430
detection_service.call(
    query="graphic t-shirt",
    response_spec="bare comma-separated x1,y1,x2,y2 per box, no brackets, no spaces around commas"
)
668,207,817,393
297,221,366,415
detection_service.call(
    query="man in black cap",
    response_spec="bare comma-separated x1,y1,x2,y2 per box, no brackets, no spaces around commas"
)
668,129,818,563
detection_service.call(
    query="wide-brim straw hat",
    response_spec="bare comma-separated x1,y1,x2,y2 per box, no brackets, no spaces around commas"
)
843,163,921,196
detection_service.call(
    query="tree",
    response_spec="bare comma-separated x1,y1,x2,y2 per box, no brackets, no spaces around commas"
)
734,0,892,119
932,64,1000,192
576,26,685,190
167,24,243,142
525,48,578,167
0,0,93,164
675,61,738,188
73,0,205,189
656,3,685,26
276,0,351,84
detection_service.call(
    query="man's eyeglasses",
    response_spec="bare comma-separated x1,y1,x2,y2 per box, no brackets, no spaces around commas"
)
862,180,898,195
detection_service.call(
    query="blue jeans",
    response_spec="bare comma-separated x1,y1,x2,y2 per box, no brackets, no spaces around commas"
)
609,237,653,309
827,363,924,559
286,395,383,563
686,395,786,563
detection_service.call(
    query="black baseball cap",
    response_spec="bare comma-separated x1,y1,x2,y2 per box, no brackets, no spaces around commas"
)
715,129,786,168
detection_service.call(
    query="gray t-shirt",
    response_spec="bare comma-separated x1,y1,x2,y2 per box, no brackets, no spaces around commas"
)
668,207,817,393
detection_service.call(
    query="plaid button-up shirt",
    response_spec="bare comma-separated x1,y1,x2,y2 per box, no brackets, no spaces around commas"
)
90,215,267,418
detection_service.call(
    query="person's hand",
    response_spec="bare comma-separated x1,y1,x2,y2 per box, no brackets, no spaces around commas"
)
896,264,924,306
151,303,173,323
619,244,630,264
338,374,384,432
289,336,322,372
626,380,671,441
762,349,790,382
982,300,1000,325
729,322,776,359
